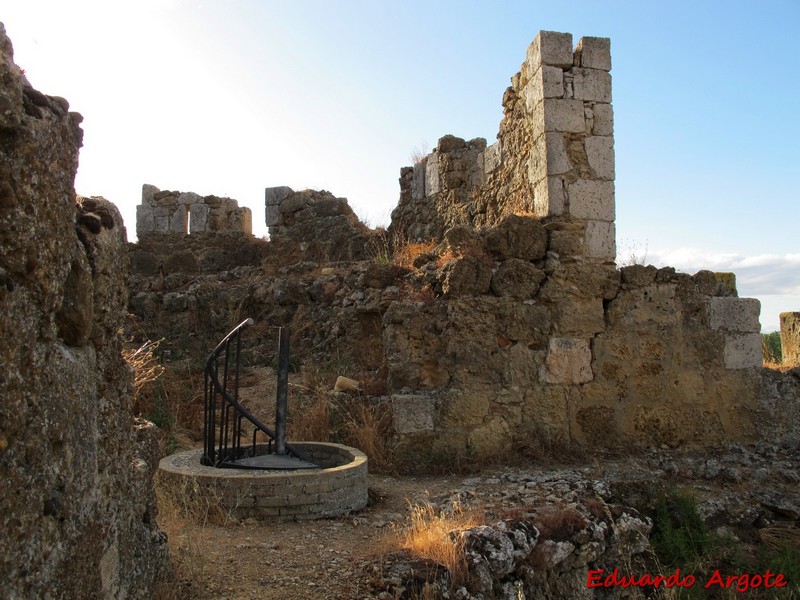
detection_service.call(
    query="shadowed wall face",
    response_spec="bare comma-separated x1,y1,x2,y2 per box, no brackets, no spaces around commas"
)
0,23,167,599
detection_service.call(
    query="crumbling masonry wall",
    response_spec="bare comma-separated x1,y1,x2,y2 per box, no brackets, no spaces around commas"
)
391,32,615,262
125,31,799,464
384,31,796,458
0,24,167,598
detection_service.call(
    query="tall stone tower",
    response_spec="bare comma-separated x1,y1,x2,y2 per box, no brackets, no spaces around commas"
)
522,31,615,261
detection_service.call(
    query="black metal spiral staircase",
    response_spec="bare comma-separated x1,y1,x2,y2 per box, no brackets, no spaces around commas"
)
201,318,316,470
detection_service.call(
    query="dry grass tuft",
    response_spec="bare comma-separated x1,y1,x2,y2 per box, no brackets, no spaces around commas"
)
535,505,587,541
288,372,396,473
393,240,437,269
123,338,165,410
395,500,485,584
760,523,800,552
343,401,394,473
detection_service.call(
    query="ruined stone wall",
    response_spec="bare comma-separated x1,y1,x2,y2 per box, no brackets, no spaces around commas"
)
136,183,252,237
384,215,793,459
0,25,166,598
383,31,797,460
265,186,375,262
391,32,616,264
123,30,798,465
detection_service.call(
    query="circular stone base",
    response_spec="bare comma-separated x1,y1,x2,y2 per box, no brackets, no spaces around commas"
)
158,442,368,520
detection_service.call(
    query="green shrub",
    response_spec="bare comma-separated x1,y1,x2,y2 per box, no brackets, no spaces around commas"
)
649,490,709,568
762,331,782,364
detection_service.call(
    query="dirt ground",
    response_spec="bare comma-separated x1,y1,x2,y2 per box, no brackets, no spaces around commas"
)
159,472,463,600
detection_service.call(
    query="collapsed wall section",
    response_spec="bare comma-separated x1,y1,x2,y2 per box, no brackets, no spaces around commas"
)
0,24,166,598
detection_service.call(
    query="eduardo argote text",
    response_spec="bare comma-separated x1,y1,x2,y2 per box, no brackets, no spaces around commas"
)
587,568,788,593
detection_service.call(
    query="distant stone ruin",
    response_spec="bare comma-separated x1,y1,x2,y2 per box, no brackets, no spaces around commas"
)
136,183,252,237
126,31,799,463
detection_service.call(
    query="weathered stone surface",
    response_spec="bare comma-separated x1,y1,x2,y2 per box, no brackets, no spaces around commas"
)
532,98,586,134
568,179,614,221
526,31,573,72
576,36,612,71
392,395,436,433
571,68,612,102
545,338,593,384
592,102,614,136
483,142,502,174
484,214,547,261
1,28,166,598
490,259,546,299
620,264,657,288
708,297,761,333
584,135,615,180
522,65,564,110
441,255,492,297
547,262,620,299
584,220,616,260
724,333,763,369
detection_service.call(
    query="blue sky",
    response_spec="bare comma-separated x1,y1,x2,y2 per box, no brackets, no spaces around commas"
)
3,0,799,330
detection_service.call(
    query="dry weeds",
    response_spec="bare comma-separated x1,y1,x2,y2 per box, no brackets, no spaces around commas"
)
394,500,485,585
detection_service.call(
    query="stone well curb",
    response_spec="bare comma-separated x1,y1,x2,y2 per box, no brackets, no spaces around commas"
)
158,442,368,520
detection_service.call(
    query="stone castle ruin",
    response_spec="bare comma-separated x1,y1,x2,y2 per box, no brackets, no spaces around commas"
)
3,24,800,598
128,31,799,461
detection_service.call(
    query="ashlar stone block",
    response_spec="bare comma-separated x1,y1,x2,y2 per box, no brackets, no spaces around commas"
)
266,203,282,227
527,31,574,72
523,65,564,112
531,98,586,136
529,132,570,184
136,205,155,236
577,36,611,71
584,136,615,181
425,153,441,196
545,337,593,384
168,206,187,233
142,183,159,205
592,103,614,136
412,161,426,200
708,297,761,333
189,203,209,233
568,180,615,221
392,394,436,433
585,220,616,260
533,176,565,217
265,186,294,207
230,207,252,235
572,68,612,103
723,333,762,369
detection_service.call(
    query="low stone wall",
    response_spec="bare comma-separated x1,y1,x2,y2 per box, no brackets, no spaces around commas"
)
158,443,368,520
